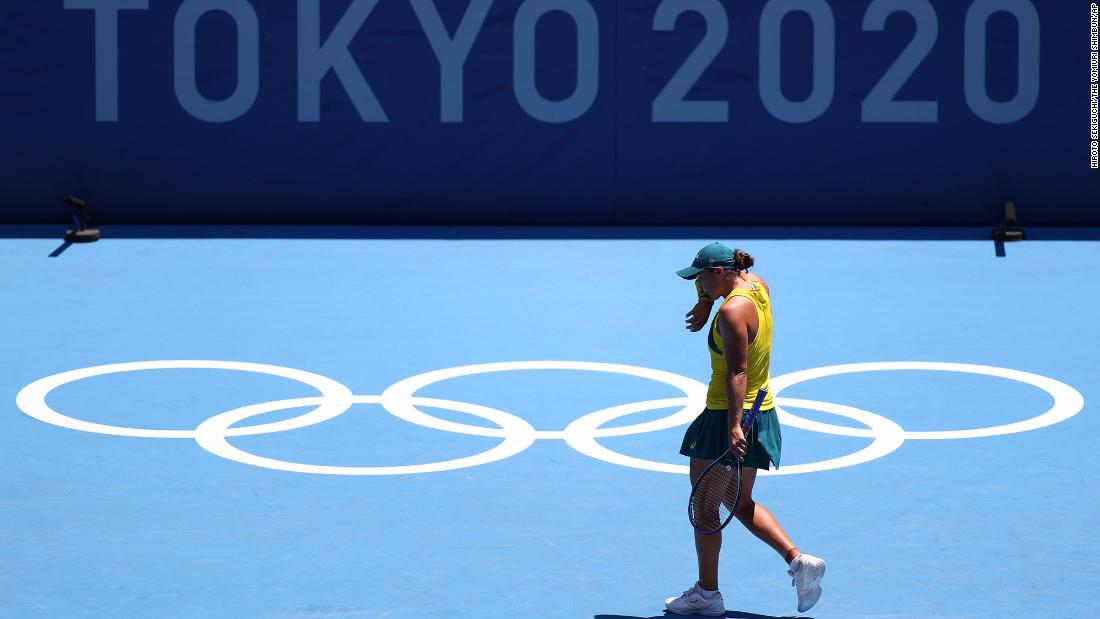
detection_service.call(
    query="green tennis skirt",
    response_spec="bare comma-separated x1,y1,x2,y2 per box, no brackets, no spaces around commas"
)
679,408,781,470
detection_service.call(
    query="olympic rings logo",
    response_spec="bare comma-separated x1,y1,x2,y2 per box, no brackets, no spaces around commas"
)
15,360,1085,476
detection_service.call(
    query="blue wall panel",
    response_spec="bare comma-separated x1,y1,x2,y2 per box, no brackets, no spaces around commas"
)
1,0,1097,225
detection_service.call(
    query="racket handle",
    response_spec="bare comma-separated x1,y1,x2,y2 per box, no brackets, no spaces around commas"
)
741,387,768,431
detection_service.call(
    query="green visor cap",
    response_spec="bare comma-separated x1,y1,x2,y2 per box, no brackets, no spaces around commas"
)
676,242,737,279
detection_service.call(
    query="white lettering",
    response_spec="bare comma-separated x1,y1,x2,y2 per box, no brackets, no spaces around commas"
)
513,0,600,123
297,0,388,122
63,0,150,122
410,0,493,123
174,0,260,122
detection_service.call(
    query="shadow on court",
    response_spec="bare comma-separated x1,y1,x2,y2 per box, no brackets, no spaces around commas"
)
595,611,811,619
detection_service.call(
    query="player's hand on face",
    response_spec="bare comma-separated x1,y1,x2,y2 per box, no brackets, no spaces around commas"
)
729,426,747,460
685,300,714,332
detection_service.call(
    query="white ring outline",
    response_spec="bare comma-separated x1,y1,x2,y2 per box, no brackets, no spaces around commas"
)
769,362,1086,440
563,396,907,476
12,359,1085,476
379,361,709,439
14,360,353,439
193,395,536,475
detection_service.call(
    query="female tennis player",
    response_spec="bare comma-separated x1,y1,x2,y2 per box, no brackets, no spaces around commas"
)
664,242,826,616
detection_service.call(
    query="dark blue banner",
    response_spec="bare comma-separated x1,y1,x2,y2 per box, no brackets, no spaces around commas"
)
1,0,1097,225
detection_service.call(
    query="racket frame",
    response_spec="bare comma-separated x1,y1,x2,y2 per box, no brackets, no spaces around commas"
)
687,387,768,535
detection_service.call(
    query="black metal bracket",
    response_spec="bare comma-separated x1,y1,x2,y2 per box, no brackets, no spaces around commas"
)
64,196,101,243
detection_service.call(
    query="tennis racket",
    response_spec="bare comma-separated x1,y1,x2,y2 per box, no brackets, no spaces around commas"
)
687,387,768,535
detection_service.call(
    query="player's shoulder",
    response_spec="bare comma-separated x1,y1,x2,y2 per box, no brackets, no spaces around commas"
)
719,292,755,318
744,273,770,295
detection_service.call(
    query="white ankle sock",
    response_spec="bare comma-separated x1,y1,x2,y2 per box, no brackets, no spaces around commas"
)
699,586,719,599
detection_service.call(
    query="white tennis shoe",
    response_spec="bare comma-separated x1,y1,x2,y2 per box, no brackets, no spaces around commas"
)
788,553,826,613
664,582,725,616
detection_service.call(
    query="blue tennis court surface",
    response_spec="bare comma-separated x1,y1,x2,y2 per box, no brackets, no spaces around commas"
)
2,230,1096,618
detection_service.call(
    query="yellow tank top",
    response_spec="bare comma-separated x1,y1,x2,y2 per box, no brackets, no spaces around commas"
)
706,282,775,411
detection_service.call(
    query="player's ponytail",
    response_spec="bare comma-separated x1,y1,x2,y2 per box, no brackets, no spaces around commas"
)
734,249,754,271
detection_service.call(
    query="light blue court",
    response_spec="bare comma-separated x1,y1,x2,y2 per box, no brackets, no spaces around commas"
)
2,228,1097,619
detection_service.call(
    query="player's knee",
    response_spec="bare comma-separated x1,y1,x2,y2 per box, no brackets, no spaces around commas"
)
734,498,756,521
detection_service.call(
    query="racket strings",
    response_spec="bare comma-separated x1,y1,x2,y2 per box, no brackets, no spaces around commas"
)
687,388,764,534
690,462,741,532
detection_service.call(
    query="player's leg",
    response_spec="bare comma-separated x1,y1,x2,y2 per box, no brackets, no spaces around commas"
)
666,457,726,616
668,408,728,616
733,466,798,562
736,467,826,613
691,457,721,591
